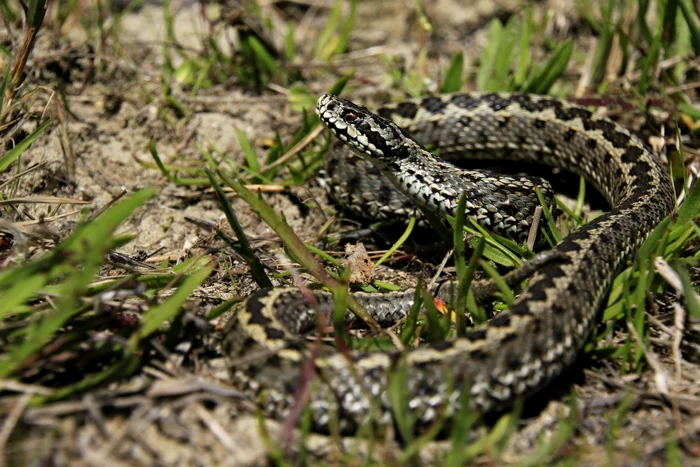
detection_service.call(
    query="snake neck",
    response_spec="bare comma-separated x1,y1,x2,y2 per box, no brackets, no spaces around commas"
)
372,143,554,243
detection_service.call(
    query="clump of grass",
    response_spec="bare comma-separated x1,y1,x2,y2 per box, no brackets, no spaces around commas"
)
579,0,700,121
475,6,573,94
0,2,219,411
0,186,215,402
0,0,48,137
314,0,358,61
146,76,348,201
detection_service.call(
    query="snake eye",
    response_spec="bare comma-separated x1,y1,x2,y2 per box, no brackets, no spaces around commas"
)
343,111,358,123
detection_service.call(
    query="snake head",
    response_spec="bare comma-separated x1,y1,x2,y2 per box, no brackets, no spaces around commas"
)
316,94,409,164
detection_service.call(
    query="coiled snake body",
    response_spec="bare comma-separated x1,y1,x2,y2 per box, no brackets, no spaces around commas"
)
224,92,675,432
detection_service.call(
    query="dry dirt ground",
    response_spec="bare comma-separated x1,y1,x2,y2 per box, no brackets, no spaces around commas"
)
1,1,699,465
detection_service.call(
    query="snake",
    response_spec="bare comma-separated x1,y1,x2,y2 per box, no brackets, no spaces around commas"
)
223,92,675,433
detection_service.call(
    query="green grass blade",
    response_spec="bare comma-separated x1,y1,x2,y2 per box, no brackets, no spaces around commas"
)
639,1,667,94
515,7,533,86
374,217,415,269
0,118,52,172
676,173,700,226
477,20,504,91
674,261,700,318
132,261,212,342
0,65,11,113
679,0,700,55
148,140,208,185
205,169,272,288
0,274,46,320
536,186,562,243
441,52,464,93
387,359,415,444
479,260,515,306
525,39,573,94
217,168,381,331
237,129,261,173
247,35,279,76
0,188,156,378
589,0,615,86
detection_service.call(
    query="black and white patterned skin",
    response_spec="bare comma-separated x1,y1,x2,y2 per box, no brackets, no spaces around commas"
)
223,92,675,433
316,94,555,243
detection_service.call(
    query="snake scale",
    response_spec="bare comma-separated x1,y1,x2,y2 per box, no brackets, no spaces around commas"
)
223,92,675,433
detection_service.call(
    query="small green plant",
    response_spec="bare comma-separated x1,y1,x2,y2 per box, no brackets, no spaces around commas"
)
579,0,700,120
314,0,358,61
476,8,573,94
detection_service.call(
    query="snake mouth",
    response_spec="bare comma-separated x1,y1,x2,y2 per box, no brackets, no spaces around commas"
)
315,93,335,116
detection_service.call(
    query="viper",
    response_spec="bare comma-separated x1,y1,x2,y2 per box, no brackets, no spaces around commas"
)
223,92,675,433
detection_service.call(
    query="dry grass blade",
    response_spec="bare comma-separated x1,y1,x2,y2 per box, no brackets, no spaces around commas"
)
0,196,89,205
